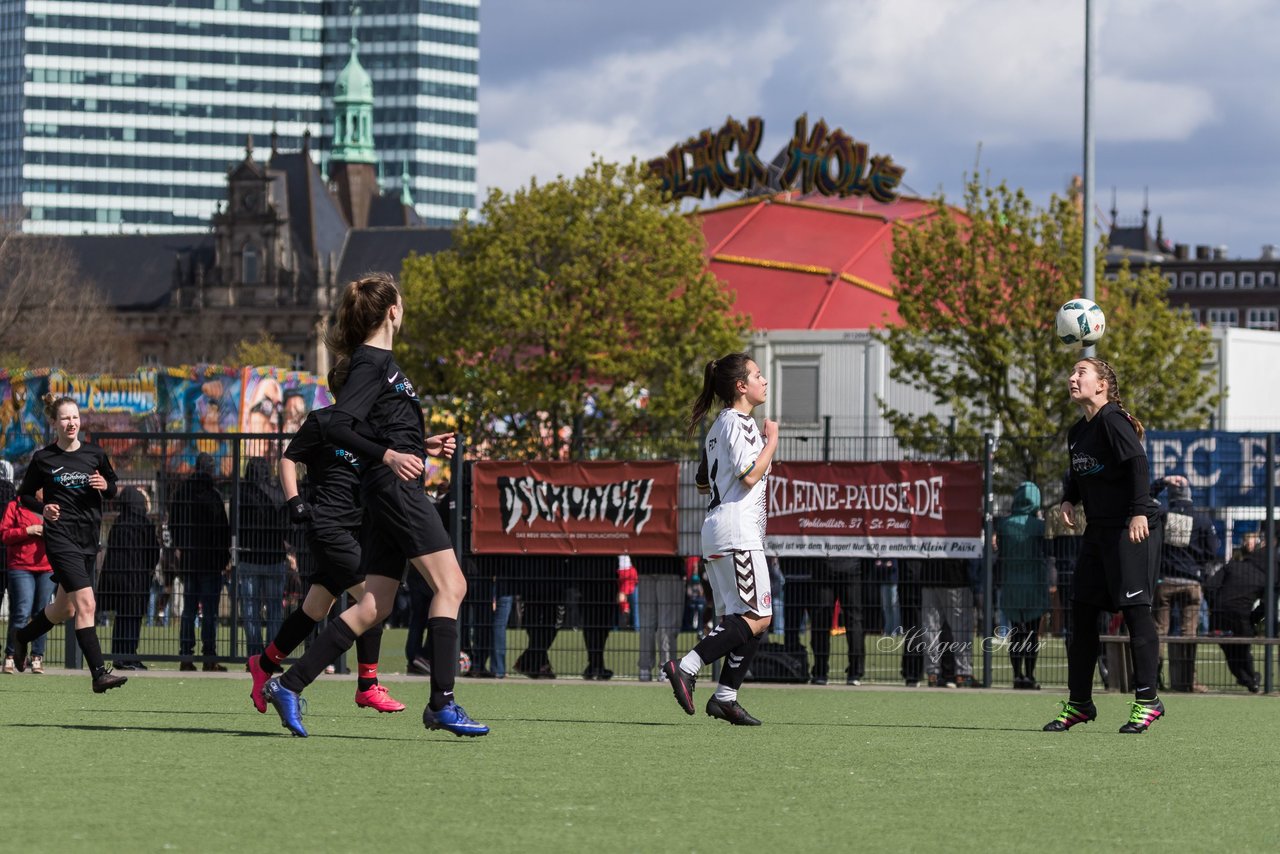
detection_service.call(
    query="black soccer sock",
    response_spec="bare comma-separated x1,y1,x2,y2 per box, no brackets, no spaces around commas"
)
280,618,357,694
427,616,459,711
267,608,320,668
17,609,55,642
355,622,385,691
75,626,107,676
1067,602,1102,704
1122,605,1160,701
691,613,755,667
718,631,763,691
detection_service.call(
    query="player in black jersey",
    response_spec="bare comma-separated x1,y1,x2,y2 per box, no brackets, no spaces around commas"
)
264,272,487,737
1044,357,1165,734
246,404,406,715
13,395,126,693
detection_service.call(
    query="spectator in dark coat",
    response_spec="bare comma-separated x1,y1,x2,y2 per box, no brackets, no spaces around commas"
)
1151,475,1219,692
1204,545,1269,693
169,452,231,671
237,455,290,660
101,486,160,669
996,481,1056,690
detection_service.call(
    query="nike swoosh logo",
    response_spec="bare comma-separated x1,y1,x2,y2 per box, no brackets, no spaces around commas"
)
1125,590,1143,599
52,466,64,473
387,373,399,384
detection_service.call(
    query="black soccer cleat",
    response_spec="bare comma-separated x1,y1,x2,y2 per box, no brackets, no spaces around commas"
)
662,660,696,715
705,696,762,726
1118,698,1165,734
92,669,128,694
12,635,29,673
1042,699,1097,731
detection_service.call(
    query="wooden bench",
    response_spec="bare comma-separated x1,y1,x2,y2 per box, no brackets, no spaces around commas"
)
1099,634,1280,692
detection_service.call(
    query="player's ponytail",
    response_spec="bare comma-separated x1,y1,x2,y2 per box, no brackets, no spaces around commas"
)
1084,357,1144,440
686,352,753,434
325,272,401,362
42,393,76,421
327,357,351,397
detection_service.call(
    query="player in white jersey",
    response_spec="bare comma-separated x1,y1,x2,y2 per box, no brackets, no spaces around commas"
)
663,353,777,725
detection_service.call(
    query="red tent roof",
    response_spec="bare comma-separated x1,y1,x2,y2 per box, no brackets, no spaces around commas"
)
696,192,940,331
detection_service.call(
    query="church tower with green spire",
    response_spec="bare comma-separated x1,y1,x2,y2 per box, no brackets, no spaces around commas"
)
329,6,380,228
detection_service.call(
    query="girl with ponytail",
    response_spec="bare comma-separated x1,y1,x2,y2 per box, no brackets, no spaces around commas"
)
1044,357,1164,734
664,352,779,725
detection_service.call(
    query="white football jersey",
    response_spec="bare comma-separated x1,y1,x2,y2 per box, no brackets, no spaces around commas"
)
700,407,768,554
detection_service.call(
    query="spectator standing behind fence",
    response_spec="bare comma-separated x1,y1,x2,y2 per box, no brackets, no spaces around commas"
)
237,456,290,662
995,481,1055,690
170,452,231,671
2,485,54,674
1044,357,1164,734
1204,539,1268,693
635,555,684,682
919,557,976,688
0,461,12,657
100,486,160,670
1151,474,1218,693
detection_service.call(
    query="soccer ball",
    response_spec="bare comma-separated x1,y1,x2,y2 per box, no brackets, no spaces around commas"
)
1055,298,1106,348
457,650,471,676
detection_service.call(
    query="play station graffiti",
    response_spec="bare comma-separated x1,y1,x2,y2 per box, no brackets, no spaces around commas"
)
767,462,983,557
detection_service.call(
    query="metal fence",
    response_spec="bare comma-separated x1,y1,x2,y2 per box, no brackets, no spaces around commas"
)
1,429,1276,695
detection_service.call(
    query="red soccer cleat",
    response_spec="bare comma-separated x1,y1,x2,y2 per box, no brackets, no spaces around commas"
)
355,683,406,713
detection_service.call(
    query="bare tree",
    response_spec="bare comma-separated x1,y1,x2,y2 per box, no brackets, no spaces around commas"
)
0,213,138,373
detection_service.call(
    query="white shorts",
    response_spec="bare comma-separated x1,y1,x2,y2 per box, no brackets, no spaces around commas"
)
705,550,773,618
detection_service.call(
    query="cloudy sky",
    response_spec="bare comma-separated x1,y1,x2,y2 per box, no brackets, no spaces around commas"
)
476,0,1278,258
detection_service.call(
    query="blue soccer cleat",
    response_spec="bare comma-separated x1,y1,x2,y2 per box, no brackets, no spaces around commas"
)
263,676,308,738
422,701,489,737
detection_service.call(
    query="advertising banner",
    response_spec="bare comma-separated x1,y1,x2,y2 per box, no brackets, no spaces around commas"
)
472,461,679,555
767,461,984,558
1146,430,1278,506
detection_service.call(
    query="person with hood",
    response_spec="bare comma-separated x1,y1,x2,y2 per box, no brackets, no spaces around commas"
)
100,486,161,669
1151,474,1219,692
995,481,1056,689
169,452,231,671
1204,534,1269,693
237,456,289,660
2,461,54,674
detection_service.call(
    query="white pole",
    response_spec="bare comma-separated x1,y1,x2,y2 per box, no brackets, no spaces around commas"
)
1082,0,1097,357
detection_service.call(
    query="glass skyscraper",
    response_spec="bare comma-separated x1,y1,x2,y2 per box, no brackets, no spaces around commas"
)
0,0,477,234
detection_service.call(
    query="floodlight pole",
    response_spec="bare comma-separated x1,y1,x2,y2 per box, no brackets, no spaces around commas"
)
1082,0,1097,358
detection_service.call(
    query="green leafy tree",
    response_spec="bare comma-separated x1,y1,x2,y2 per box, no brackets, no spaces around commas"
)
399,157,749,459
880,174,1218,499
228,331,291,368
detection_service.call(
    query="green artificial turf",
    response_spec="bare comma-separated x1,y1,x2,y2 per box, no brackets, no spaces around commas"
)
0,675,1275,853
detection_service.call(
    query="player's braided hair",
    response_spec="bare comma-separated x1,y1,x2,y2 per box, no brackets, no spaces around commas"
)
1082,356,1144,440
325,272,401,363
41,393,77,421
687,352,753,435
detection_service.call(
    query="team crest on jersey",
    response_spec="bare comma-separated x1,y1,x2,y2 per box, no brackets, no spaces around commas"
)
334,448,361,470
394,378,418,399
761,592,771,608
53,469,90,489
1071,451,1103,477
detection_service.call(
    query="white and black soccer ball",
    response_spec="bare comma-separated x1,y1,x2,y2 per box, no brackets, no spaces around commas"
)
1055,298,1106,348
457,650,471,676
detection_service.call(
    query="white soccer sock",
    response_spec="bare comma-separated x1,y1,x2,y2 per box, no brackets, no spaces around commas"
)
714,685,737,702
679,651,703,676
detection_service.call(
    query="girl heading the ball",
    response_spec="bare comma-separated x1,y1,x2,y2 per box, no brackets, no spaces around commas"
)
662,352,777,726
1044,357,1165,734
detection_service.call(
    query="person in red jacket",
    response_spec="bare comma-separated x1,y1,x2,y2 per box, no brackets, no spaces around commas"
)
2,490,55,674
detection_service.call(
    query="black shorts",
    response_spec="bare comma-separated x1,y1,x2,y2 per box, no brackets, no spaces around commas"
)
359,468,453,579
1071,516,1163,612
47,547,97,593
306,525,364,597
